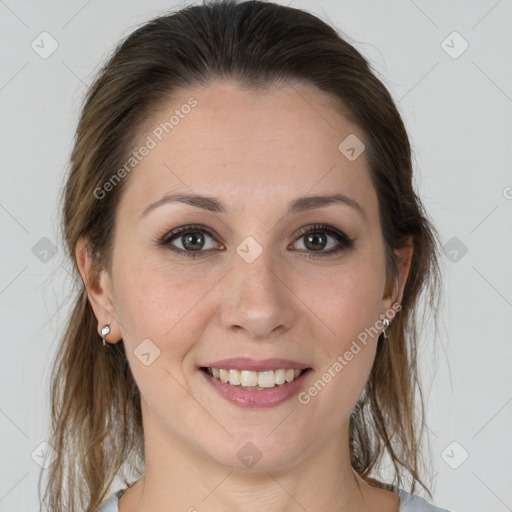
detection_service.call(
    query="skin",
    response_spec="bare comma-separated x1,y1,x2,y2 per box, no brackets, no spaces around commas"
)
76,79,413,512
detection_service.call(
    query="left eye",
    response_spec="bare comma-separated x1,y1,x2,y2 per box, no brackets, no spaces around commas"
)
289,224,355,258
292,228,341,252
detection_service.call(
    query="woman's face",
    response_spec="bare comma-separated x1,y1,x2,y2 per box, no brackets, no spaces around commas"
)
81,80,411,471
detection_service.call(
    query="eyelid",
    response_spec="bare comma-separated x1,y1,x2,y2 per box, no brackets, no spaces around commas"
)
289,224,355,254
158,224,222,246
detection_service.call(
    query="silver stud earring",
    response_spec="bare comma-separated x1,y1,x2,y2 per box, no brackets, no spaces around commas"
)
382,318,390,340
101,325,111,346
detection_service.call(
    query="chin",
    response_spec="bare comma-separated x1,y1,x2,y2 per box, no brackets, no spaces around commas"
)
199,428,311,472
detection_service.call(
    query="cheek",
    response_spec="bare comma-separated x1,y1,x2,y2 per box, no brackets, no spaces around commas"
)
290,256,385,410
113,257,213,365
114,272,168,339
296,259,385,345
113,272,204,410
298,283,380,424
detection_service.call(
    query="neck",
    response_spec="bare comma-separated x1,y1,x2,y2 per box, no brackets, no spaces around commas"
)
120,415,372,512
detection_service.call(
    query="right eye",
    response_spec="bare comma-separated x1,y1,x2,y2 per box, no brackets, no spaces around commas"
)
159,224,225,259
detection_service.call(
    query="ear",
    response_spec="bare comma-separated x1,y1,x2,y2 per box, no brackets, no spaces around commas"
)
75,237,121,344
382,236,414,311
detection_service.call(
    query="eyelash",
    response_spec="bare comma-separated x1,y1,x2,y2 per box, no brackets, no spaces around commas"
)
157,223,355,259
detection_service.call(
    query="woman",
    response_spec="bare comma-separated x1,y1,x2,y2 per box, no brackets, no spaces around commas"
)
41,1,451,511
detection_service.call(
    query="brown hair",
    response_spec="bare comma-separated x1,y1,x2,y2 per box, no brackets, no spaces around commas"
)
41,1,444,510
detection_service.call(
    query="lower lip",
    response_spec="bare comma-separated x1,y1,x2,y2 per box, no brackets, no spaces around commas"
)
200,369,312,409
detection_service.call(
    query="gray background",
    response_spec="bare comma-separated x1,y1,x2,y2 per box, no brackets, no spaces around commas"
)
1,1,511,511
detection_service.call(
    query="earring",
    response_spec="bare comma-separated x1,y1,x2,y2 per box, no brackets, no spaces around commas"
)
101,324,111,346
382,318,390,340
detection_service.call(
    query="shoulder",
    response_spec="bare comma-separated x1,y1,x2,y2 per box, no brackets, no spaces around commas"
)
96,489,125,512
394,487,452,512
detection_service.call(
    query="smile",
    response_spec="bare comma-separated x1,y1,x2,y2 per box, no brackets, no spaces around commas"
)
199,363,313,408
203,367,307,389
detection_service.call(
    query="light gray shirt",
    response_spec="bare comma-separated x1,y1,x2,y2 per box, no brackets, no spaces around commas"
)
97,486,452,511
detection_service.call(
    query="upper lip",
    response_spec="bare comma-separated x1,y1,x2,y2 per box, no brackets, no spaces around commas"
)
201,357,311,372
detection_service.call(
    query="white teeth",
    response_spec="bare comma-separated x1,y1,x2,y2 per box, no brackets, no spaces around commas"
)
274,369,286,385
240,370,258,387
258,370,275,388
206,367,306,388
228,369,241,385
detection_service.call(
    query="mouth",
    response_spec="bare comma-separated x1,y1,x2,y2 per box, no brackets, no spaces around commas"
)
198,359,313,408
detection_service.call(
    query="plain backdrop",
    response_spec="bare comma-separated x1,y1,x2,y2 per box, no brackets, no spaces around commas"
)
0,1,511,511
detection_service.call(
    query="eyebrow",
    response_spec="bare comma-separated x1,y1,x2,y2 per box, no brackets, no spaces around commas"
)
140,192,366,221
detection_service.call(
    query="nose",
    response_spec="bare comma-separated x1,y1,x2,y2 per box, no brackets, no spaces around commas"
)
218,248,296,341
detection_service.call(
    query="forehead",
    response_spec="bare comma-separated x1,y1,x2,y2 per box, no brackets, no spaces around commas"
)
117,79,377,220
